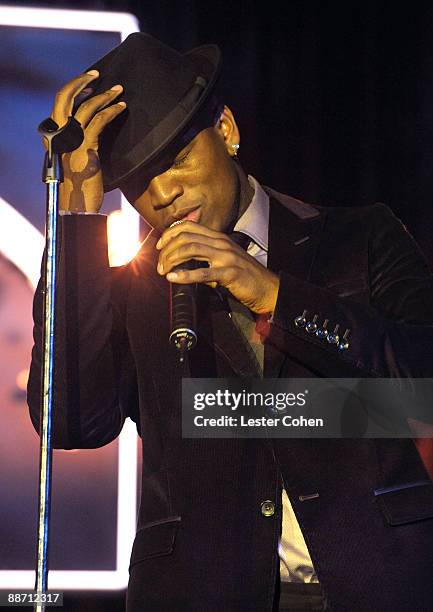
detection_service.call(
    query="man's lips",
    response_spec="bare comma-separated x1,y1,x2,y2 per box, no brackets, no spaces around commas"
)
166,206,202,227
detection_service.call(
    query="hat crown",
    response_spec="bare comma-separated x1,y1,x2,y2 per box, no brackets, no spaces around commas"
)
93,34,198,128
86,33,222,192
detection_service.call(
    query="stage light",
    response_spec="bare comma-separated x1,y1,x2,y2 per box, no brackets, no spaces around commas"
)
108,209,142,267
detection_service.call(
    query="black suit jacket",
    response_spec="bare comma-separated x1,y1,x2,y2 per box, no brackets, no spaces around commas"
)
28,189,433,611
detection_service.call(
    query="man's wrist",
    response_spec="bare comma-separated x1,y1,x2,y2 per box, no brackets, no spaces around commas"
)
266,272,280,314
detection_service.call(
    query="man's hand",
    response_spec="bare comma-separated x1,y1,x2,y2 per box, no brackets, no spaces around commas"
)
47,70,127,212
156,222,280,315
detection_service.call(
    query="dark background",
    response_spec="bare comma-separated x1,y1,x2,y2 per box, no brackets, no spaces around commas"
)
19,0,433,267
6,1,433,610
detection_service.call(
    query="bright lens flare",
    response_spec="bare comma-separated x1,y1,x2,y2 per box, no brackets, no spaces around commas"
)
107,209,141,267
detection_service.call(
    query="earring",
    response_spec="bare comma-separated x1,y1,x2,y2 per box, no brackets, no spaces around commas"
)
231,143,240,156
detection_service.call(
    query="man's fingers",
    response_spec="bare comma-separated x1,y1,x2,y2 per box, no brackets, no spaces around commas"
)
51,70,99,127
158,234,231,270
71,87,95,114
166,265,238,286
75,85,124,128
85,101,127,146
158,241,236,274
156,221,230,249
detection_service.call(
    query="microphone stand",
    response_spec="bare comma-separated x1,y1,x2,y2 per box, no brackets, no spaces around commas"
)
34,116,83,612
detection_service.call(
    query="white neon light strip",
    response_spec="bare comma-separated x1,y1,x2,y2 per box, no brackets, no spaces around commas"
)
0,195,138,590
0,6,138,39
0,412,137,591
0,5,140,590
0,197,45,289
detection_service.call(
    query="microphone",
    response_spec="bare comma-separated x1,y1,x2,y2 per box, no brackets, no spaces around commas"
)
168,220,199,363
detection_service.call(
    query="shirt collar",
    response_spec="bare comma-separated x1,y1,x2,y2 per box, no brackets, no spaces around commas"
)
233,175,269,251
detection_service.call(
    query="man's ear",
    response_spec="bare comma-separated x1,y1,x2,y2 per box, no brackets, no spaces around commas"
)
216,105,240,157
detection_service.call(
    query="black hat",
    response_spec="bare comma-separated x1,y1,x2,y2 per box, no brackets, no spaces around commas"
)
87,33,222,196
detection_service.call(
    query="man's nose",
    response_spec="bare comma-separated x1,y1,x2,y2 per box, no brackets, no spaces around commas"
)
148,174,183,210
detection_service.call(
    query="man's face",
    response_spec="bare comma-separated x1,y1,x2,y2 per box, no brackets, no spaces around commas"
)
131,126,240,234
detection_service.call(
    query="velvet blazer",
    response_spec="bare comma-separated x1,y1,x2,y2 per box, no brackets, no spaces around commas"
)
28,189,433,611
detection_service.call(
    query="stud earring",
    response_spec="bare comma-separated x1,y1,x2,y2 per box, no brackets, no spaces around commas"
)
231,143,240,156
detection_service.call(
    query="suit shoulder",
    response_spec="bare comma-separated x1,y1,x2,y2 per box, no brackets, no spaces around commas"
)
319,201,391,225
264,186,320,219
266,184,388,227
322,201,416,244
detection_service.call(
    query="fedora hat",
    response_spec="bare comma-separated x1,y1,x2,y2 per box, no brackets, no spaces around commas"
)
86,32,222,196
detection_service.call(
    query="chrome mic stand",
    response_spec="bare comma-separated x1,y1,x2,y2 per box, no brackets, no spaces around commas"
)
34,116,83,612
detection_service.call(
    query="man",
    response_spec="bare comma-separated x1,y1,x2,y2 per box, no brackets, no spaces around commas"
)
28,33,433,611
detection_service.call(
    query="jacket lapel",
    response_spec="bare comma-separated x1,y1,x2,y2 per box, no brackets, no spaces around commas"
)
264,189,327,377
197,287,262,377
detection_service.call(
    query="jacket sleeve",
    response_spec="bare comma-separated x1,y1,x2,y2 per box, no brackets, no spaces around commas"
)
267,203,433,382
27,214,139,449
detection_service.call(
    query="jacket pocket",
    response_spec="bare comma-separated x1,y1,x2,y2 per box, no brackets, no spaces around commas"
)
375,481,433,525
129,516,181,570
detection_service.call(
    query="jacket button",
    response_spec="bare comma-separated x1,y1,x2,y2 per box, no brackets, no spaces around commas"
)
261,500,275,517
294,309,308,328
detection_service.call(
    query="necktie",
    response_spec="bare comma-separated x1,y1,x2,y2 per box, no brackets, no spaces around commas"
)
214,231,250,301
230,230,251,251
228,231,264,374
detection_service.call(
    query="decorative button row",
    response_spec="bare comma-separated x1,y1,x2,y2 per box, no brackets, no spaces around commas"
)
294,310,350,350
